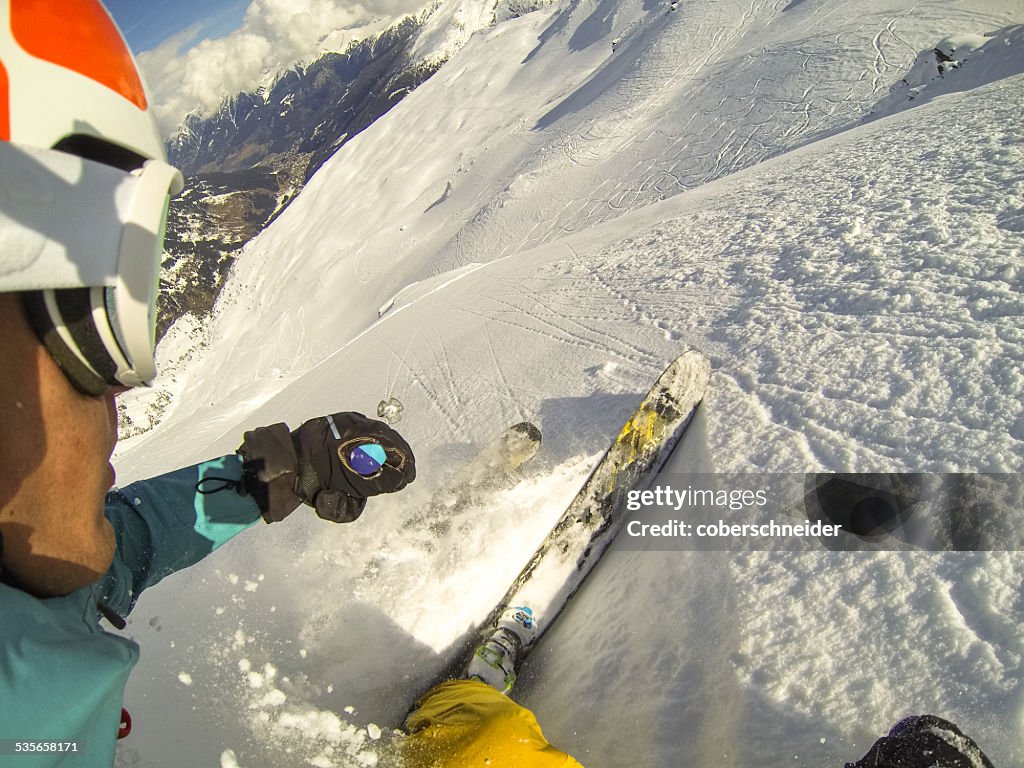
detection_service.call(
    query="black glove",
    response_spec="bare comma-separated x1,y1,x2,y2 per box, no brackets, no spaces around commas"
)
238,412,416,523
845,715,995,768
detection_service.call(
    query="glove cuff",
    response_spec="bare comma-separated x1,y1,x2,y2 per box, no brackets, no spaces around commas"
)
239,423,301,522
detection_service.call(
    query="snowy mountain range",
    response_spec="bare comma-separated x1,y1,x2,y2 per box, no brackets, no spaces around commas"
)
153,0,560,350
153,10,447,346
113,0,1023,766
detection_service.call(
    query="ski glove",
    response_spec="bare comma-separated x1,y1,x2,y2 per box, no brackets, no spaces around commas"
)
845,715,995,768
238,412,416,523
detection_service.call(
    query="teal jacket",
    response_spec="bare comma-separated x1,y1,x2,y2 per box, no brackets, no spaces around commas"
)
0,454,263,766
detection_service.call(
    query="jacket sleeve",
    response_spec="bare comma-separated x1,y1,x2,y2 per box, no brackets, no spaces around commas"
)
98,453,264,617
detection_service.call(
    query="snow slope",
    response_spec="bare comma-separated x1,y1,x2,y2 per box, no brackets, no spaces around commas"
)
113,1,1024,766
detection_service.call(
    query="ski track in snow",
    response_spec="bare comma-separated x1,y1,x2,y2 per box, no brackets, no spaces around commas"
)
113,1,1024,766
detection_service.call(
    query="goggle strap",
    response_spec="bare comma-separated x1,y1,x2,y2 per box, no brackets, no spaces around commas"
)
54,288,121,386
21,290,110,396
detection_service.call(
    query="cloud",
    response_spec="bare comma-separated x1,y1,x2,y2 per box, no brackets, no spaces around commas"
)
137,0,425,136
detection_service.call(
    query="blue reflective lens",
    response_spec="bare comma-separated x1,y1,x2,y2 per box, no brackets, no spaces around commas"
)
349,442,387,476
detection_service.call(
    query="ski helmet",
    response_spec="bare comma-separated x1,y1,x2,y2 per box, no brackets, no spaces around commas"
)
0,0,184,394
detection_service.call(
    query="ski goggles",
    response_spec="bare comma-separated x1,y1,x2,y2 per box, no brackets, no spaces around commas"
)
0,141,183,395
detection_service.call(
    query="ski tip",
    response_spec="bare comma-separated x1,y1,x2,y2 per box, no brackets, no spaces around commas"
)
674,349,712,370
668,350,712,392
510,422,543,444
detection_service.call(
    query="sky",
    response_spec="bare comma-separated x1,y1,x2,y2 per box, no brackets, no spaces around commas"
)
106,0,251,53
104,0,429,136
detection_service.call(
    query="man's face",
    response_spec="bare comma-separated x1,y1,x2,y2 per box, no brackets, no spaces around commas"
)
0,293,119,597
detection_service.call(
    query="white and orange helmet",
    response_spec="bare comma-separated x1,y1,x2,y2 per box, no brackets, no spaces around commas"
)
0,0,184,394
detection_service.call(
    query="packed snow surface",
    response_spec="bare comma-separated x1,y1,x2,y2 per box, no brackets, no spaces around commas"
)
114,0,1023,766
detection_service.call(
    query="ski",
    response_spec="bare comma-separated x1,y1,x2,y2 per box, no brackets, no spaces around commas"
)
435,421,543,509
427,351,711,691
403,421,543,538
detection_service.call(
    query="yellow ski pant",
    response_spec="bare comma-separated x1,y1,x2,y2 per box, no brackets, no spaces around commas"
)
400,679,583,768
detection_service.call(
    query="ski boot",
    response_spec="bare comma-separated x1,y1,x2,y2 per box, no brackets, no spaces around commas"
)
465,606,537,694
